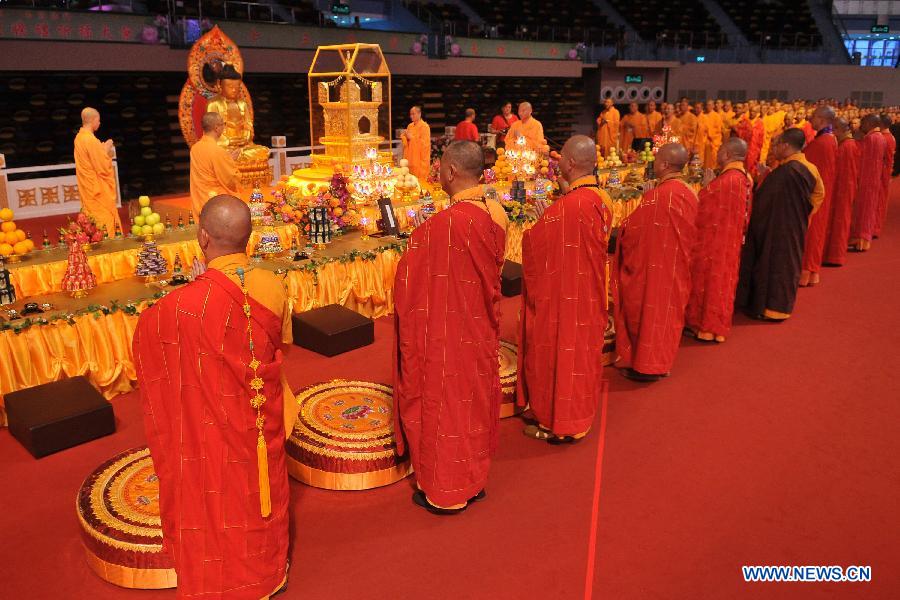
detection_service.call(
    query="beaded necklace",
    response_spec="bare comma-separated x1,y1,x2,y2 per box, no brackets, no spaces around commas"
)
236,266,271,518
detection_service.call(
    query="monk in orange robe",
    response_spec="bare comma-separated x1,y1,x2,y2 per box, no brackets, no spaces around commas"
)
693,102,709,161
454,108,480,142
823,117,860,266
761,104,786,163
507,102,545,150
685,138,752,343
134,196,293,599
402,105,431,181
620,102,652,152
701,100,724,169
737,129,824,321
190,112,240,219
800,106,838,287
677,100,698,155
849,115,888,252
657,103,680,137
596,98,620,155
394,141,506,514
517,135,611,443
646,100,663,137
74,107,122,237
614,143,698,381
875,114,897,237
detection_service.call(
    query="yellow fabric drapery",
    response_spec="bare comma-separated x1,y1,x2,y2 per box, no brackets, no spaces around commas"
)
8,225,295,301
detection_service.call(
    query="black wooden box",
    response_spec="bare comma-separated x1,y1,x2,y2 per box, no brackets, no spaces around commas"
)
292,304,374,357
5,376,115,458
501,260,523,297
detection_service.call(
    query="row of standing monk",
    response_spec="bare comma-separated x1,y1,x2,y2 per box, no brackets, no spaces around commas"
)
126,103,894,597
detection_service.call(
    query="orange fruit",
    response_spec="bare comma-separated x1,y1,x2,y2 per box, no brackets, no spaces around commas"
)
23,239,35,251
0,221,15,233
0,243,12,256
2,231,15,244
0,208,13,221
13,241,28,255
14,229,26,242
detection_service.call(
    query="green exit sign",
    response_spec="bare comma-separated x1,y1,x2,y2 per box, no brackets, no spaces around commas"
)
871,25,889,34
625,74,643,84
331,2,351,15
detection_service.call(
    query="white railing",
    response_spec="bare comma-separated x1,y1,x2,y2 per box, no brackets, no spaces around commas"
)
0,151,122,220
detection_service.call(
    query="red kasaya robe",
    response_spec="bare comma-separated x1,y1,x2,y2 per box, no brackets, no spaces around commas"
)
823,137,861,265
134,268,289,599
801,131,838,275
454,120,480,142
517,180,612,435
685,162,752,339
850,130,888,244
614,175,698,375
393,201,505,507
744,119,765,178
875,130,896,237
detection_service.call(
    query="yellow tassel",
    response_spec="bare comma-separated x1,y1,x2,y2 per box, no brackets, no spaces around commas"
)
257,433,272,517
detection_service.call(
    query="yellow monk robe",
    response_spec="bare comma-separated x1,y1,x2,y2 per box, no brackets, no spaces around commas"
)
189,135,240,219
761,111,786,163
596,108,620,154
74,127,122,236
508,116,546,150
723,110,736,136
679,111,699,155
701,112,724,169
658,116,681,138
453,185,509,233
207,252,299,436
620,113,652,151
647,111,663,137
403,119,431,181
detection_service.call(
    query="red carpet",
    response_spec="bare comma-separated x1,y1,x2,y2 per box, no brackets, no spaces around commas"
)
0,180,897,599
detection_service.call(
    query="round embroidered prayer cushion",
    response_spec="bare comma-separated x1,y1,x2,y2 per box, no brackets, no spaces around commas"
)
499,340,522,418
286,380,412,490
76,446,176,589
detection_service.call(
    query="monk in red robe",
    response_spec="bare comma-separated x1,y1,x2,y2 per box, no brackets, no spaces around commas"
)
134,195,291,599
517,135,611,443
393,140,506,514
737,129,824,321
454,108,480,142
823,118,860,266
800,106,838,287
875,114,897,237
849,115,887,252
614,143,698,382
685,138,752,343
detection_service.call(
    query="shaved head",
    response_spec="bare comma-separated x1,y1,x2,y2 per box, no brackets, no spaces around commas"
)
717,136,747,168
440,140,484,194
861,113,880,133
778,128,807,154
653,142,689,178
834,116,850,137
560,134,597,183
81,107,99,125
201,112,223,133
199,195,252,255
811,105,835,132
723,136,748,158
518,102,533,120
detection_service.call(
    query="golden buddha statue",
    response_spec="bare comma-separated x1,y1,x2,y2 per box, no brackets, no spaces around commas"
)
202,63,271,186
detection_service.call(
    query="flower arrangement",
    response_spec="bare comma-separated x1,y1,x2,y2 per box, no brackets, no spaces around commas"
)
427,159,442,185
278,173,360,237
59,212,103,246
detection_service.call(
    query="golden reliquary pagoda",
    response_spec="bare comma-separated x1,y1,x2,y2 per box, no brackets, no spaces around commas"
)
290,43,393,190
